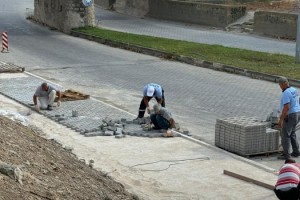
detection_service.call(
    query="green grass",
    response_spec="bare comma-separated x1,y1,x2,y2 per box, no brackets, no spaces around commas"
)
74,26,300,80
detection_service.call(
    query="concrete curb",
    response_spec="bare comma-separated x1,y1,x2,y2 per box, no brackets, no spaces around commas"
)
71,30,300,88
172,130,277,174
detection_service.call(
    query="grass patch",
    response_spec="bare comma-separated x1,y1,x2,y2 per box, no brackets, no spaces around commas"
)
74,26,300,80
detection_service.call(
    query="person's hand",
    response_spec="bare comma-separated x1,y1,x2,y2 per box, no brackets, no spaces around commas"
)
165,129,173,137
147,107,151,114
35,104,40,112
57,100,61,107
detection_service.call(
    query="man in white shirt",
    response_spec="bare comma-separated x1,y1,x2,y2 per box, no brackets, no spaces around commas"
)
33,82,61,111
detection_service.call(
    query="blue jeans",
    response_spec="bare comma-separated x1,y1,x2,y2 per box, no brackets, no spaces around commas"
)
150,114,170,130
281,112,300,158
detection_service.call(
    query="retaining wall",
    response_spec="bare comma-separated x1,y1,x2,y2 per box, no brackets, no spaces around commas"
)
34,0,95,33
148,0,246,27
254,11,297,40
94,0,115,9
178,0,269,3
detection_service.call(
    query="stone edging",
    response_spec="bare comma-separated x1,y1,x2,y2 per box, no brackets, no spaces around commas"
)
71,30,300,88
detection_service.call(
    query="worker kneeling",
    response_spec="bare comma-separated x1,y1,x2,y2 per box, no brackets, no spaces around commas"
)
150,103,175,136
33,82,61,112
274,158,300,200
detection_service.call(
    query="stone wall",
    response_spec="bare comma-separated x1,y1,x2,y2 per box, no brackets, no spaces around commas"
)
178,0,269,3
94,0,115,9
148,0,246,27
34,0,95,33
114,0,149,17
254,11,297,40
95,0,148,17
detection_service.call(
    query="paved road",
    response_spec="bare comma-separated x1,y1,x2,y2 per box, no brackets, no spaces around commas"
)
95,6,296,56
0,0,287,145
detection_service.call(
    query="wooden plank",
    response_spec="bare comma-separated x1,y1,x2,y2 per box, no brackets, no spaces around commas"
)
223,170,274,190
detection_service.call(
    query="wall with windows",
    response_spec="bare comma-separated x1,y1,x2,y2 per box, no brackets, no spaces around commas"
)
34,0,94,33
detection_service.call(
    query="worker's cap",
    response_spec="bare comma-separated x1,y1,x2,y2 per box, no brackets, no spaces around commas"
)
147,86,155,97
278,76,289,84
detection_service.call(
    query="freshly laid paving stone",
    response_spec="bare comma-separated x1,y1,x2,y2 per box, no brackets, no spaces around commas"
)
0,75,183,139
85,132,104,137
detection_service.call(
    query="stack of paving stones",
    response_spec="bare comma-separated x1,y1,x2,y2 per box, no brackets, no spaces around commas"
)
0,75,190,139
85,116,183,138
215,116,280,156
0,62,25,73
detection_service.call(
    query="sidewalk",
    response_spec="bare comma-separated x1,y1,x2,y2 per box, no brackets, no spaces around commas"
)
95,7,295,56
0,71,278,200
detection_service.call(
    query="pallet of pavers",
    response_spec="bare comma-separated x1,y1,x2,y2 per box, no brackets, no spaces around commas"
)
215,116,280,156
0,62,24,73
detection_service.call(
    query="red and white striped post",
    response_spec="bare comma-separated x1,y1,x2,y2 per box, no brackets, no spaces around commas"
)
1,32,8,53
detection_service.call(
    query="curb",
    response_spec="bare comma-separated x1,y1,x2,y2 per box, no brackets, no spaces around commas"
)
71,30,300,88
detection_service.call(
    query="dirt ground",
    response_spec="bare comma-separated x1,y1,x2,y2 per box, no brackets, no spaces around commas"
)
0,116,137,200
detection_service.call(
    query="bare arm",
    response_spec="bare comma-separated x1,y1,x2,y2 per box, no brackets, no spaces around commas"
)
278,104,289,128
56,90,61,101
143,96,149,107
157,98,163,104
33,95,38,105
169,118,175,129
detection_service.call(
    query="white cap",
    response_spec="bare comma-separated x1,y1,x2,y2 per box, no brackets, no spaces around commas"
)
147,86,155,97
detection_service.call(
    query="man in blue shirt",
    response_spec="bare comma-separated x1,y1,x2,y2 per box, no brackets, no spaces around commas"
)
278,76,300,160
137,83,165,118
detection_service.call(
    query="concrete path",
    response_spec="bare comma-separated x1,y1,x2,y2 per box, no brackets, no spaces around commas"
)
95,7,295,56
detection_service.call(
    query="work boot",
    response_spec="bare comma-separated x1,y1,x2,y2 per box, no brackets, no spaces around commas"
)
291,152,300,157
277,154,290,160
47,105,53,111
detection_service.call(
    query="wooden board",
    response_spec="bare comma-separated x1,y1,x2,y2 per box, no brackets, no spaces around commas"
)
223,170,274,190
55,89,90,102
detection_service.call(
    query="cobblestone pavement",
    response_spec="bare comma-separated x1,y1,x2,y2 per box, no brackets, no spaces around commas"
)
95,7,295,56
28,57,285,144
0,73,160,137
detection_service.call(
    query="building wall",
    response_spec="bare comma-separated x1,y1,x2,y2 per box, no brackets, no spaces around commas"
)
34,0,95,33
254,11,297,40
148,0,246,27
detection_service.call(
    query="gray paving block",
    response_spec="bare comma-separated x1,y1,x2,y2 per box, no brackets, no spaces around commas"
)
85,132,104,137
115,127,123,135
115,134,125,139
215,117,279,155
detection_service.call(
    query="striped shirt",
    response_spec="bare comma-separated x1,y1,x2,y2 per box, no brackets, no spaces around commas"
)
275,163,300,190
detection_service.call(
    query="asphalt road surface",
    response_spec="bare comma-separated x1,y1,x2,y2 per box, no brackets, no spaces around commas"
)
0,0,288,145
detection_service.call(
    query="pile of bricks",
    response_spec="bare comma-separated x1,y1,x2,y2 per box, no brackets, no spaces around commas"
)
0,62,24,73
215,116,280,156
82,116,191,138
